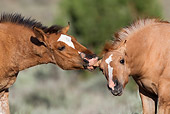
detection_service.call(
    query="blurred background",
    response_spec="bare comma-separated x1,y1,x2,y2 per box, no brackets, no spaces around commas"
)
0,0,168,113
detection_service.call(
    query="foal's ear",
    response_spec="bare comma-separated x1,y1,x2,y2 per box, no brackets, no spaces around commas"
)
33,27,48,46
123,40,127,45
60,22,70,34
101,42,114,55
117,40,127,53
118,40,127,48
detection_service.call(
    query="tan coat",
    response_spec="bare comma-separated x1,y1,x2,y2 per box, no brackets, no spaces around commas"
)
99,19,170,114
0,13,98,114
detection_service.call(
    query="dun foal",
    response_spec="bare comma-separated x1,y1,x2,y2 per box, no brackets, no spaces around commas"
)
0,13,98,113
98,19,170,114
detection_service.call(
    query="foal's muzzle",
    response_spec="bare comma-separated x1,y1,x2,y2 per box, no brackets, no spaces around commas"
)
107,79,123,96
80,53,98,71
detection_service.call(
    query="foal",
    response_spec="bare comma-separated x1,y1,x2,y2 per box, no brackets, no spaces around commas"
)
0,13,98,113
98,19,170,114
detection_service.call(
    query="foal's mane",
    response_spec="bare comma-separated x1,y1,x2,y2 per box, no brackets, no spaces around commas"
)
102,18,169,54
0,13,63,33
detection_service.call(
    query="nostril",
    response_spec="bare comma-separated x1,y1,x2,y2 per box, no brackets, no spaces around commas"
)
107,84,112,91
113,79,119,87
83,59,89,63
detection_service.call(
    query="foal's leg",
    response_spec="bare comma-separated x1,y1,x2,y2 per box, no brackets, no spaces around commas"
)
0,89,10,114
139,88,158,114
158,78,170,114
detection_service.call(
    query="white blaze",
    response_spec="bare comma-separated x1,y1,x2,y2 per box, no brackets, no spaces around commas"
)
105,54,113,81
57,34,75,49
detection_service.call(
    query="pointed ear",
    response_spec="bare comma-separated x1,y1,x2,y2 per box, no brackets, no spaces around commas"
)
60,22,70,34
117,40,127,53
101,41,114,55
33,27,48,46
123,40,127,45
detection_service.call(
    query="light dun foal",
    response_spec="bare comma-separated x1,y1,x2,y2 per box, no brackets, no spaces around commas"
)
98,19,170,114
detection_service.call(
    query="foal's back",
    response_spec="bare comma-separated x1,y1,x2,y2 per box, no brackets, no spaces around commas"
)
127,22,170,78
143,23,170,75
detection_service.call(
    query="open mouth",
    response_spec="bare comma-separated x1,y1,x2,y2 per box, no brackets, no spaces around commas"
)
107,85,123,96
82,57,98,71
110,88,123,96
83,62,97,71
86,58,98,70
79,52,98,71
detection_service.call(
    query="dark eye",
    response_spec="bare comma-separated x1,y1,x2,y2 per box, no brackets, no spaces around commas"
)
58,46,65,51
120,59,125,65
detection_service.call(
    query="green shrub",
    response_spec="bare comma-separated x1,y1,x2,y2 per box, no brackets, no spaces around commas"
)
57,0,162,54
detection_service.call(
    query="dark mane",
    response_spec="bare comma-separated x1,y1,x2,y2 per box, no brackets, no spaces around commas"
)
0,13,63,33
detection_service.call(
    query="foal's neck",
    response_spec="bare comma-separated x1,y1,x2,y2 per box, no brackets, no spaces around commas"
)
8,24,53,71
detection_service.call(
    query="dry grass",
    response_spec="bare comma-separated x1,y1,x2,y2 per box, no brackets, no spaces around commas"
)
9,64,142,114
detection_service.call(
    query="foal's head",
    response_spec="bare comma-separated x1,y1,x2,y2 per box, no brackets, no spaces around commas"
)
99,41,130,96
33,23,98,70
